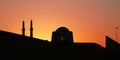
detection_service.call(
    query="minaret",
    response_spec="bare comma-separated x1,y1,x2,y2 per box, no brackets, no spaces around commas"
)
30,20,33,38
22,21,25,36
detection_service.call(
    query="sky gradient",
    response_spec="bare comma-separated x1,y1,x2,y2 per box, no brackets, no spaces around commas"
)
0,0,120,47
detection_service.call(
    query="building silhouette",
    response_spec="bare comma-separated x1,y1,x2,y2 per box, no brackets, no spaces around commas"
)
0,21,120,60
106,36,120,60
51,27,73,44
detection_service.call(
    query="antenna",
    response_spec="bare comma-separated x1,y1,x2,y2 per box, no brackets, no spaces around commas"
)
115,27,119,41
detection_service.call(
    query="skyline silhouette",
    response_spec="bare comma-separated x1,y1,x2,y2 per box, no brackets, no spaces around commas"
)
1,20,120,47
0,0,120,60
0,24,120,59
1,0,120,47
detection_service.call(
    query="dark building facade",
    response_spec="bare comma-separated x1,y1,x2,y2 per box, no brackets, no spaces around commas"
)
51,27,73,44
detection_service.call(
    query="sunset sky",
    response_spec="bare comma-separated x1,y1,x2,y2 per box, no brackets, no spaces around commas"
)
0,0,120,47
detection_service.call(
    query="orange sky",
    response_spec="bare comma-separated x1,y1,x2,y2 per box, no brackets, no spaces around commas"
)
0,0,120,47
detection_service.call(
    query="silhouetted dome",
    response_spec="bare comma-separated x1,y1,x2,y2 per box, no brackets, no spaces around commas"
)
56,27,70,32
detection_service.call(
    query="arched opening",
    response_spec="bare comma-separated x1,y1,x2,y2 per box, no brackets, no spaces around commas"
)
61,36,64,40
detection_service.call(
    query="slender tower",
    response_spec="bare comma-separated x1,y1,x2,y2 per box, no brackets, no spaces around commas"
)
22,21,25,36
30,20,33,38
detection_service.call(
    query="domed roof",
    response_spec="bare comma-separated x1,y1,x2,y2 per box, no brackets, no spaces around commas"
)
56,27,70,32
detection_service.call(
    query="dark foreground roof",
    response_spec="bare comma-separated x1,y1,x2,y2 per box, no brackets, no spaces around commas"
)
106,36,120,49
106,36,120,60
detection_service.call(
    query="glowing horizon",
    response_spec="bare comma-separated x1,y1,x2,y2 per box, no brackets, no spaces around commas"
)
0,0,120,47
